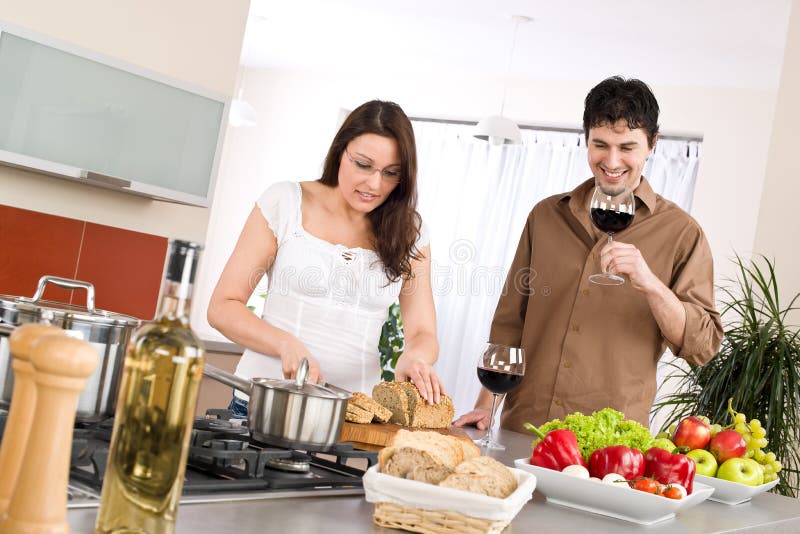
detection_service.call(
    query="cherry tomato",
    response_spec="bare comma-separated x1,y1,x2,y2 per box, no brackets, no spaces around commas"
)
662,486,684,500
633,478,659,494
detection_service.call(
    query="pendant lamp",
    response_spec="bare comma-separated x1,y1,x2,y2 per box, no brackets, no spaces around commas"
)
229,87,258,128
474,15,531,145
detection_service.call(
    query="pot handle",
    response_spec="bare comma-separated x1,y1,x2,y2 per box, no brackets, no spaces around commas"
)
20,276,96,312
202,363,254,396
295,357,309,388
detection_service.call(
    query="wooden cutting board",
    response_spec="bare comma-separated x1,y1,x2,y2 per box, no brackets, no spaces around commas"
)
340,422,472,451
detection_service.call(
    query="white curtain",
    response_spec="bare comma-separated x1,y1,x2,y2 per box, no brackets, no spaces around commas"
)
411,120,701,420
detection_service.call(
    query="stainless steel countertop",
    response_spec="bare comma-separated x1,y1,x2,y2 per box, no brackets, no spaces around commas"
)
69,427,800,533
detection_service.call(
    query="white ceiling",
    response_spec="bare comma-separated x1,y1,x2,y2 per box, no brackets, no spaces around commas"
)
243,0,792,89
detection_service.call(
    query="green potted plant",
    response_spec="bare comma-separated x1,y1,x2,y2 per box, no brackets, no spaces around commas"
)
653,255,800,497
379,302,404,381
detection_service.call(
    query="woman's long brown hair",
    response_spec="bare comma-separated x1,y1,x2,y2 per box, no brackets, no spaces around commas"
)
319,100,422,282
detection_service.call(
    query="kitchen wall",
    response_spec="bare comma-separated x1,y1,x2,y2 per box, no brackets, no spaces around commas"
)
755,0,800,319
0,0,250,243
192,66,779,343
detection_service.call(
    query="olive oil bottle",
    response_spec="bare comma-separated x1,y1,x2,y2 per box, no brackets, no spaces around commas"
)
96,240,204,534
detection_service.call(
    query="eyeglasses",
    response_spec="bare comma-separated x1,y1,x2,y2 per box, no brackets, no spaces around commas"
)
344,149,402,184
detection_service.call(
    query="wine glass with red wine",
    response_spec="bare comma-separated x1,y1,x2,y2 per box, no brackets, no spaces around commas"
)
475,343,526,450
588,187,636,285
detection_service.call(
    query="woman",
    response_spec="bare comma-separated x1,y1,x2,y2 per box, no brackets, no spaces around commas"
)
207,100,443,416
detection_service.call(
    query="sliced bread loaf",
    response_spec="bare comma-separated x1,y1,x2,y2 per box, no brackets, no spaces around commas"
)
350,392,393,423
378,429,466,478
438,456,518,498
371,382,410,425
399,382,455,429
406,464,454,485
372,381,455,429
345,403,374,424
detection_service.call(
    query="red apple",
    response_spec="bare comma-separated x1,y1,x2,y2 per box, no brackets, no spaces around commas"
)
672,416,712,450
709,429,747,463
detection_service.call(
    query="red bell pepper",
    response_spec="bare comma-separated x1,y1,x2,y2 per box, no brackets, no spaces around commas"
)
644,446,696,494
524,423,587,471
588,445,645,480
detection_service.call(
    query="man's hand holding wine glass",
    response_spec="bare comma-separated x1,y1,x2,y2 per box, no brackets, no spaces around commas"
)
598,240,661,293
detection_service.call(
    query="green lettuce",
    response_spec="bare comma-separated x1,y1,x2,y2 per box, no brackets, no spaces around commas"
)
532,408,655,461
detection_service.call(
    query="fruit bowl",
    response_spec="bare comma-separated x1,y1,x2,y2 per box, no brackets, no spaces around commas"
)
694,475,779,505
514,458,714,525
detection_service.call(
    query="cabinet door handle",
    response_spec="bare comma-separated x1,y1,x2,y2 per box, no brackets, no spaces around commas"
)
81,171,131,189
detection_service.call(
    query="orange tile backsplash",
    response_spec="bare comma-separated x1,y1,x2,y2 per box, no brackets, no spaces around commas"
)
0,204,167,320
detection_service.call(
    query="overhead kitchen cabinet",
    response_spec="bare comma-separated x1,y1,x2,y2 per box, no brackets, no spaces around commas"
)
0,23,229,207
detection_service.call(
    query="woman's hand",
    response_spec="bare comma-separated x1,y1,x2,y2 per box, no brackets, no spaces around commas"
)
453,408,491,430
395,354,445,405
277,336,323,384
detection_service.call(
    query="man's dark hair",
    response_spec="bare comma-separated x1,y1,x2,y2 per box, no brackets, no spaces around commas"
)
583,76,660,147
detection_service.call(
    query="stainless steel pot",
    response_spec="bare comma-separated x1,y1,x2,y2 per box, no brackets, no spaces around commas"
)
0,276,140,420
203,358,351,451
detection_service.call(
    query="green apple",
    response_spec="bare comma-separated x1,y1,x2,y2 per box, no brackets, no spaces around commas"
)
717,457,765,486
651,437,677,453
686,448,718,477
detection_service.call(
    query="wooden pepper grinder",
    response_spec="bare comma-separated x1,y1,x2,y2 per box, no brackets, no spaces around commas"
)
0,324,64,516
0,335,98,534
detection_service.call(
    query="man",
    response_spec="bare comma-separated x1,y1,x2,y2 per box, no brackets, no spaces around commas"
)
455,76,723,431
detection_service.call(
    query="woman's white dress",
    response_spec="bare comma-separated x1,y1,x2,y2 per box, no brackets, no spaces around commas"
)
233,181,429,396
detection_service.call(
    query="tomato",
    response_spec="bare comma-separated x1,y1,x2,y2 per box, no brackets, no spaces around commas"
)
662,486,684,500
632,478,659,494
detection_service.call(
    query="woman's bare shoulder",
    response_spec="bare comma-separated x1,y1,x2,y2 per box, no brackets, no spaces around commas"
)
299,180,334,209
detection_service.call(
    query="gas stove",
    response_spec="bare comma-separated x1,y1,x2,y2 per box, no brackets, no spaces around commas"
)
1,410,377,508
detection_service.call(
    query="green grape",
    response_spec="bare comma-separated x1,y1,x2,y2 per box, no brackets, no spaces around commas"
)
756,437,769,448
765,452,776,463
668,424,677,435
745,449,755,458
742,432,752,444
773,461,782,473
764,472,777,483
749,419,762,431
735,422,749,434
710,423,723,437
656,431,670,440
764,464,775,474
754,449,766,462
752,427,767,439
734,413,746,424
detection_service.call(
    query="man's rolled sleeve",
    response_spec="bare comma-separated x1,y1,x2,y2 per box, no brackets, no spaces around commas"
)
489,214,534,347
665,226,723,365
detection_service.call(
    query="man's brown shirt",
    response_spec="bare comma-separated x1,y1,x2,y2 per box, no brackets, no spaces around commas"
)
491,178,723,431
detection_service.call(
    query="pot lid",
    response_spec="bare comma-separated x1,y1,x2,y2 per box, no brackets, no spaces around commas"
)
0,276,140,328
252,358,351,399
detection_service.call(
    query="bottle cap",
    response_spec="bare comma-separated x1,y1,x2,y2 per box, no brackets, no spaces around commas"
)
166,240,203,284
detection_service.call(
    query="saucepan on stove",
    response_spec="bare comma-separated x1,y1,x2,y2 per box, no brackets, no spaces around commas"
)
202,358,351,452
0,276,140,420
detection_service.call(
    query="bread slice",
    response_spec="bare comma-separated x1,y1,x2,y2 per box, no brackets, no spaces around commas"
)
379,429,466,477
345,403,374,424
406,464,454,485
455,437,481,462
350,392,392,423
371,382,409,425
439,456,518,498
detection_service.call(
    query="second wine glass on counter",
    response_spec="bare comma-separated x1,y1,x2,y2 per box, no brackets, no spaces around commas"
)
475,343,526,450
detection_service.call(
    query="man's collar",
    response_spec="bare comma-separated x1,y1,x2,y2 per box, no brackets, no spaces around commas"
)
559,177,657,214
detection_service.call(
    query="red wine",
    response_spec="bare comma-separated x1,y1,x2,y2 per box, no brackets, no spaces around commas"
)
590,208,634,234
477,367,523,394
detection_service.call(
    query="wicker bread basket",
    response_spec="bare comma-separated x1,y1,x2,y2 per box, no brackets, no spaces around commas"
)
363,465,536,534
373,502,510,534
